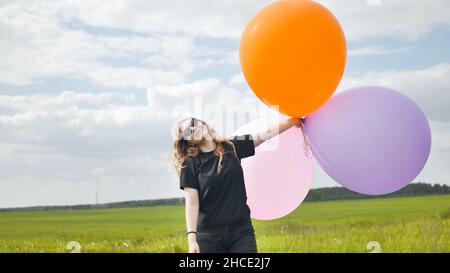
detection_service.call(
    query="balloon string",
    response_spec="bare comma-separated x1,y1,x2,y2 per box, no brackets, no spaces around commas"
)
299,118,313,159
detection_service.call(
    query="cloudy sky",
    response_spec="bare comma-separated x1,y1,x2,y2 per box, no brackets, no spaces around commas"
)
0,0,449,208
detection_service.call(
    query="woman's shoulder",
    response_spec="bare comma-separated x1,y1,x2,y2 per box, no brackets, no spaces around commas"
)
222,139,235,149
183,154,200,167
221,140,238,157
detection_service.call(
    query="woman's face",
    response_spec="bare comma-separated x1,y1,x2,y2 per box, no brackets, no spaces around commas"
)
179,118,208,145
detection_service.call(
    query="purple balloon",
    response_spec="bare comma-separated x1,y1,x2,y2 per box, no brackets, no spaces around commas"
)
303,86,431,195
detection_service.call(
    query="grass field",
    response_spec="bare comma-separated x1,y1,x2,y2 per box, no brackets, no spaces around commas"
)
0,195,449,253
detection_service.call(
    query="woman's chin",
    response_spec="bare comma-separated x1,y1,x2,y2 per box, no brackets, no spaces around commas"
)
187,139,202,145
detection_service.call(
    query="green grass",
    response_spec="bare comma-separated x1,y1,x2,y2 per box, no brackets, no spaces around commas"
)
0,195,449,253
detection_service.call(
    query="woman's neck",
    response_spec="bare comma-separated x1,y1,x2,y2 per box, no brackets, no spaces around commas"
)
198,139,216,153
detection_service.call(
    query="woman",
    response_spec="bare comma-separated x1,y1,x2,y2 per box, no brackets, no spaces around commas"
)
172,116,303,253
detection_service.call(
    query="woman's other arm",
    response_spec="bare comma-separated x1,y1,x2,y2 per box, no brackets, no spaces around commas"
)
184,187,200,253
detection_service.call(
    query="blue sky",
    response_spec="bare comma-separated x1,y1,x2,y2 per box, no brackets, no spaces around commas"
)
0,0,449,208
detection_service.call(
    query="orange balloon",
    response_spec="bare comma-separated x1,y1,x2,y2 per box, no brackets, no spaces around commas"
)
239,0,347,118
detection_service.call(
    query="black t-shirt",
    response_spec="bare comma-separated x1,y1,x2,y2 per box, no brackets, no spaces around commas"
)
179,134,256,230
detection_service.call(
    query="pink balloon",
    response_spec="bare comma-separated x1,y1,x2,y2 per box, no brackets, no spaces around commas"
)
233,116,313,220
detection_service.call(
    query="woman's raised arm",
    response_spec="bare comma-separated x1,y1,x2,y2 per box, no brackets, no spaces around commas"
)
253,117,303,148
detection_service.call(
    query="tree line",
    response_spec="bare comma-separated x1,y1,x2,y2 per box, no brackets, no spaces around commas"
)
0,182,448,212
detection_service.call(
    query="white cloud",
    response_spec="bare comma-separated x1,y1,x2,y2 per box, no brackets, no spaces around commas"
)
0,89,182,207
318,0,450,41
228,73,246,86
58,0,261,39
1,0,449,88
348,45,411,56
416,120,450,184
148,78,221,99
0,91,135,111
62,0,450,41
0,2,205,87
338,63,450,121
0,81,264,207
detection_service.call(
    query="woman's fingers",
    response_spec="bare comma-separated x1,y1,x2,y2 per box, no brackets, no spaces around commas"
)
297,118,304,128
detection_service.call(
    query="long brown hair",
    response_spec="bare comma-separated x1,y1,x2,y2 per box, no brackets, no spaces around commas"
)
172,117,237,176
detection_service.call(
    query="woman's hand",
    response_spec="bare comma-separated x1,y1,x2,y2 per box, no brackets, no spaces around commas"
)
188,234,200,253
288,117,304,128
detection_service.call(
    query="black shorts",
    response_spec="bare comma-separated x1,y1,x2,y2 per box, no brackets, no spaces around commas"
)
196,218,258,253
